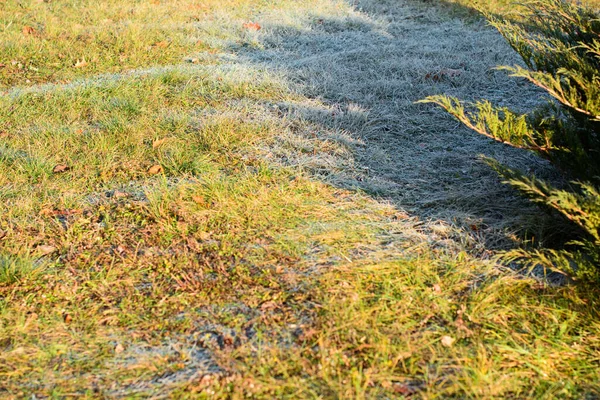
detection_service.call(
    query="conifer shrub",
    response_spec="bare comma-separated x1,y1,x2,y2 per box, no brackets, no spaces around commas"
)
421,0,600,282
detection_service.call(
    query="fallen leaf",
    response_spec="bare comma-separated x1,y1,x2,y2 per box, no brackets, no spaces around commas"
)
39,208,82,217
222,334,234,347
192,195,206,205
63,313,73,324
298,328,318,342
393,383,418,395
74,58,88,68
22,26,37,35
424,72,439,82
531,281,546,291
152,138,168,149
39,208,54,216
260,301,278,311
38,245,57,255
441,335,455,347
115,343,125,354
432,283,442,294
242,21,262,31
52,164,70,173
110,190,129,199
153,41,169,48
147,164,163,175
454,316,473,336
197,231,211,241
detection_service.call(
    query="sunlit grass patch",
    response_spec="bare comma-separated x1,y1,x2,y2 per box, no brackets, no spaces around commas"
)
0,0,354,88
0,150,404,395
0,66,288,221
203,255,600,398
1,0,210,87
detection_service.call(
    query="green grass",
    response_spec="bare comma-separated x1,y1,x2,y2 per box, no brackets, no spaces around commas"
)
0,0,251,88
1,0,600,398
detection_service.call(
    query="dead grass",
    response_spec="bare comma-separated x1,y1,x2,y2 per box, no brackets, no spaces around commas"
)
1,0,600,398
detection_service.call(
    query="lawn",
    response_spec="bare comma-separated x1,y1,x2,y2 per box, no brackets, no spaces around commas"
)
1,0,599,398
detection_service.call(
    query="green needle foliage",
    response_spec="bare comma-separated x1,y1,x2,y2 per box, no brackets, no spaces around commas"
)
421,0,600,282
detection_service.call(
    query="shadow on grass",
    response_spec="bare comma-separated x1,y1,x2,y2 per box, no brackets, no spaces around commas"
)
231,0,561,253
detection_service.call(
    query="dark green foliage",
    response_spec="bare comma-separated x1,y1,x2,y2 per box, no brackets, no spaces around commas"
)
421,0,600,281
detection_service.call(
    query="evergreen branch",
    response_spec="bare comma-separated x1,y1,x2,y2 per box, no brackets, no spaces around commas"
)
501,65,600,121
422,0,600,282
500,247,599,281
420,96,555,153
486,159,600,241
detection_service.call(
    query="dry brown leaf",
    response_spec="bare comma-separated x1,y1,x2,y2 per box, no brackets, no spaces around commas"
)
393,383,418,395
63,313,73,324
74,58,88,68
152,138,168,149
115,343,125,354
432,283,442,294
197,231,211,241
147,164,163,175
39,208,82,218
38,245,57,255
260,301,278,311
441,335,455,347
153,41,169,48
192,195,206,205
22,26,37,35
39,208,54,216
222,334,234,347
111,190,129,199
52,164,70,173
454,316,474,336
242,21,262,31
298,328,318,342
